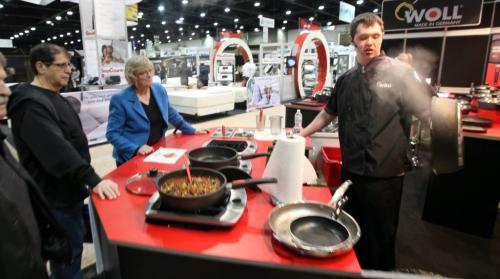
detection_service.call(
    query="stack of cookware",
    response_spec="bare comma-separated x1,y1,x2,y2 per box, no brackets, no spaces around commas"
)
302,62,317,95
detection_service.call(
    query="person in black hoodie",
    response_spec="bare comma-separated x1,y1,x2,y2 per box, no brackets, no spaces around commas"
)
7,43,120,279
0,52,71,278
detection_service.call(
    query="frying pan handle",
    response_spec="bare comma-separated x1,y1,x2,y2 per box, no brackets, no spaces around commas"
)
328,180,352,209
240,152,271,160
230,177,277,189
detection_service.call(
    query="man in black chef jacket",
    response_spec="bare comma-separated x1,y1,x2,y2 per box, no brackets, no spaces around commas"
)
7,43,120,279
300,13,432,270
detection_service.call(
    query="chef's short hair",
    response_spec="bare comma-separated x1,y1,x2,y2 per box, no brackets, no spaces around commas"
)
125,55,153,85
350,12,384,39
29,43,69,75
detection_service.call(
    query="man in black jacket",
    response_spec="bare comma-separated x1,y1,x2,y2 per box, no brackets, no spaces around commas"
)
0,52,71,278
300,13,432,270
8,44,120,279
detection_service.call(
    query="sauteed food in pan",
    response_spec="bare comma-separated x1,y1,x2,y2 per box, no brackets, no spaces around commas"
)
160,176,222,197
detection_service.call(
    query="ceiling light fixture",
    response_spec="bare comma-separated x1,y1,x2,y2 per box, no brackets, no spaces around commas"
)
130,35,134,39
67,32,71,35
254,2,260,7
258,14,262,19
240,25,244,29
254,28,259,32
356,0,363,5
55,16,62,21
77,39,81,42
189,37,192,40
75,30,79,33
158,5,164,12
179,27,183,31
205,30,210,34
191,32,195,36
31,27,36,31
164,30,169,33
0,4,4,9
213,22,218,26
175,20,182,24
224,7,230,13
162,21,166,25
146,24,151,28
47,38,51,41
234,18,239,22
24,30,29,33
141,34,144,37
179,17,184,21
132,27,137,31
327,21,332,26
194,25,199,29
200,12,206,17
41,40,45,43
52,36,57,39
309,17,314,21
281,26,286,30
182,0,188,4
10,37,13,40
46,20,52,25
64,42,68,45
318,5,324,10
373,8,379,13
67,10,73,15
168,39,171,43
283,20,288,24
285,10,291,15
178,38,181,42
70,41,74,44
14,35,19,38
59,34,64,37
222,28,226,31
167,35,170,39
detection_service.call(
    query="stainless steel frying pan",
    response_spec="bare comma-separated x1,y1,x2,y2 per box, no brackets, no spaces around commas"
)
268,181,360,258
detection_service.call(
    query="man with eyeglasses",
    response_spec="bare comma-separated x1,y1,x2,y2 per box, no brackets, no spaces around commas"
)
8,43,120,279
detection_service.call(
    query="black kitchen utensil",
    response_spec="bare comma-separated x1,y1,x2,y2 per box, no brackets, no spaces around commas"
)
156,167,276,211
462,116,494,127
188,146,270,169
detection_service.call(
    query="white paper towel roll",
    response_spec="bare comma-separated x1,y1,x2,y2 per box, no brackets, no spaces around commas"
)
259,134,308,203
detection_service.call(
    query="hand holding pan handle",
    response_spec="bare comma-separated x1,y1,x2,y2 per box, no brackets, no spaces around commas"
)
328,180,353,219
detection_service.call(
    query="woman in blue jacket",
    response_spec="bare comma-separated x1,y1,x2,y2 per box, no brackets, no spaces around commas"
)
106,55,204,165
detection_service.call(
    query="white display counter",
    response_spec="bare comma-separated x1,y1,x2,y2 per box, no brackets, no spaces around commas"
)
163,85,235,117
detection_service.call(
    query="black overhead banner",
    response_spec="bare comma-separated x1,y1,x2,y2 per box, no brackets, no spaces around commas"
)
382,0,483,31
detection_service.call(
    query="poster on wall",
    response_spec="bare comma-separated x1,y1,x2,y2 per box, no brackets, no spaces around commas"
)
61,89,118,146
98,39,127,84
94,0,127,38
382,0,483,31
484,34,500,87
247,75,281,111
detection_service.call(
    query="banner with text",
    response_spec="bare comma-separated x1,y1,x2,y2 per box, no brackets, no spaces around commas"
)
382,0,483,31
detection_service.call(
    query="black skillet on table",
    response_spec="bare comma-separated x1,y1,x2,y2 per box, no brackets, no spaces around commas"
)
462,116,494,127
156,167,276,211
188,146,270,169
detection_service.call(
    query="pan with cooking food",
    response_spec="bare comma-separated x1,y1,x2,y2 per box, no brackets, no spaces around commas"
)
188,146,270,169
157,167,276,211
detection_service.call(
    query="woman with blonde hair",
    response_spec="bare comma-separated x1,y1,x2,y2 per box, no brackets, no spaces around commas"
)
106,55,205,165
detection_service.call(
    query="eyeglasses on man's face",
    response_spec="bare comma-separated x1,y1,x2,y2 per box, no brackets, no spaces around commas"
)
45,62,73,70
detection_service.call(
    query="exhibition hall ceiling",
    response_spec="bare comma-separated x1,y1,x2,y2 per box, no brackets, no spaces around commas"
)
0,0,382,50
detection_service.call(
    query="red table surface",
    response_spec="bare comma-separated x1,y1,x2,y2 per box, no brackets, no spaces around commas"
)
91,127,361,274
464,109,500,141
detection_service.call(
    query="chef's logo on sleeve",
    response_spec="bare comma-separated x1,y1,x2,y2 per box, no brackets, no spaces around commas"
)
376,81,393,88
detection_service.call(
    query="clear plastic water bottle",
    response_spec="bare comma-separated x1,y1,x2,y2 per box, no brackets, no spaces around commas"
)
293,109,303,134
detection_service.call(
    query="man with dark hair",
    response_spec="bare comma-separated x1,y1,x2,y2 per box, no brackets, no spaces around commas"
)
300,13,432,270
1,51,71,278
8,43,120,279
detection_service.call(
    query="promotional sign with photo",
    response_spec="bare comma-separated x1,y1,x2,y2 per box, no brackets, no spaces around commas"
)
247,75,281,111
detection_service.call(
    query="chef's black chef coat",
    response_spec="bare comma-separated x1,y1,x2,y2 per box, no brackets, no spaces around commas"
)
325,53,432,177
